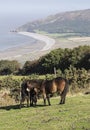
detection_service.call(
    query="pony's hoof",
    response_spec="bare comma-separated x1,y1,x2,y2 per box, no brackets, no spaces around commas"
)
30,104,33,107
59,102,65,105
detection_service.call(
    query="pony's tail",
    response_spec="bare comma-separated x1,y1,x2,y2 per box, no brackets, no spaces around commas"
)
61,79,69,96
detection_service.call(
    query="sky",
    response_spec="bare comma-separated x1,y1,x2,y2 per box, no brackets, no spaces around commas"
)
0,0,90,32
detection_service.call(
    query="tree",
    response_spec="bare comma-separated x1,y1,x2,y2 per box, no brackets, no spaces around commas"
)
0,60,20,75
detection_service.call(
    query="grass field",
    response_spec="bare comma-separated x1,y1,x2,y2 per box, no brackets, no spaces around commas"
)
0,95,90,130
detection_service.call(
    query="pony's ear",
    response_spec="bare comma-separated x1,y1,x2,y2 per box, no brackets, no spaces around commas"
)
27,81,29,86
27,81,32,88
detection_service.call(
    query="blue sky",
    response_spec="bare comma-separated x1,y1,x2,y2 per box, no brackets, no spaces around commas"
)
0,0,90,32
0,0,90,15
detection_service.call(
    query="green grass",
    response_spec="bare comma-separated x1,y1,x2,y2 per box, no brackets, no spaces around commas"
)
0,95,90,130
34,30,83,38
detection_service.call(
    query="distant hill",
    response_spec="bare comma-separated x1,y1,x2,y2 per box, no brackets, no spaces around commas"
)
17,9,90,35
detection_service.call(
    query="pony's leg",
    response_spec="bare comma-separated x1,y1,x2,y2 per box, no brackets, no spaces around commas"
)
60,97,63,104
60,95,66,104
44,98,46,105
19,91,22,109
63,97,66,104
47,95,51,106
60,80,69,104
30,96,33,106
43,93,46,105
62,91,67,104
27,97,29,107
34,102,36,107
20,99,22,109
20,98,24,108
30,96,32,106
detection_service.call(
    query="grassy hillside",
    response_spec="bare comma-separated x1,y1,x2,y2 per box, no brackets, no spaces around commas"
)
17,9,90,36
0,95,90,130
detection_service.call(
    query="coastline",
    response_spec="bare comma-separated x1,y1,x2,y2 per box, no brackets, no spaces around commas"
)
18,31,55,51
0,31,90,64
0,32,56,63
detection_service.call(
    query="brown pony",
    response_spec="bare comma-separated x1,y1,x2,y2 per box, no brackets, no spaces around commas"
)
26,79,43,96
20,80,38,108
41,77,69,105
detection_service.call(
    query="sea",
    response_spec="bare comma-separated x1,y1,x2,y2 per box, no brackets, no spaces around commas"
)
0,32,36,51
0,15,48,62
0,29,45,62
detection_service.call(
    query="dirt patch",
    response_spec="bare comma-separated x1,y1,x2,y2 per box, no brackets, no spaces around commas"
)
0,90,15,106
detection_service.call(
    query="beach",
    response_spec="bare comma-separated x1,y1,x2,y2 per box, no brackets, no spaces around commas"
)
0,32,55,63
18,32,55,51
0,31,90,64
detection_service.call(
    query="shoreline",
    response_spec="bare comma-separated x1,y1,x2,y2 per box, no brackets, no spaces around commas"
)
0,31,90,63
18,31,55,51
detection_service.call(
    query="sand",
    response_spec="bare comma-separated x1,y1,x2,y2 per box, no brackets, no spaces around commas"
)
0,31,90,63
18,32,55,51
